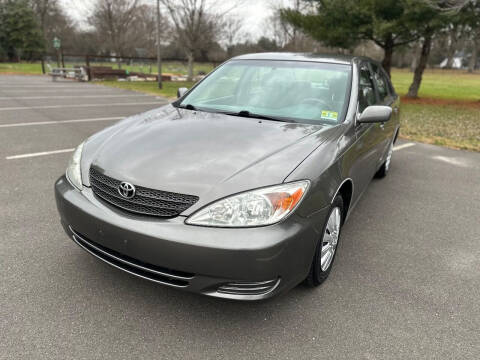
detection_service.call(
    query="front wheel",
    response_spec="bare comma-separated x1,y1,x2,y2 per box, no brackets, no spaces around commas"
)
306,195,343,287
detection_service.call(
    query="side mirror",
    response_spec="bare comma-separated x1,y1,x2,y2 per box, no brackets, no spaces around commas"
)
177,87,188,98
358,105,392,124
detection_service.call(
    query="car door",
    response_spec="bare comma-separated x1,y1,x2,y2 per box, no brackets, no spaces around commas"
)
370,63,398,166
384,67,401,138
350,62,383,197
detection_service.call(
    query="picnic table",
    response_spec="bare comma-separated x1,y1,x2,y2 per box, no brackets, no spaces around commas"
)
47,65,87,82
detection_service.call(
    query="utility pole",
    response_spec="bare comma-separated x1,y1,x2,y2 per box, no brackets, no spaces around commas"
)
156,0,163,89
53,37,61,68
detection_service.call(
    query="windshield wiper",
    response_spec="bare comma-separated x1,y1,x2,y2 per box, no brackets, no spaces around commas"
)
177,104,196,110
229,110,292,123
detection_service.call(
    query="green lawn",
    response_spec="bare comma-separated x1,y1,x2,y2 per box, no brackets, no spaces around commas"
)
0,61,215,76
2,61,479,100
391,69,480,101
0,62,43,74
97,80,196,99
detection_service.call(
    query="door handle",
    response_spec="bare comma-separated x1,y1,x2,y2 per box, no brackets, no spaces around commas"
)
393,107,399,114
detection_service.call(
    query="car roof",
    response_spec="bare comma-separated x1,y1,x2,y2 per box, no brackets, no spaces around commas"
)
230,52,370,65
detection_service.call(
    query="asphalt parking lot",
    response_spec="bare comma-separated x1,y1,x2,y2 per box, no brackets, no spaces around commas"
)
1,75,479,359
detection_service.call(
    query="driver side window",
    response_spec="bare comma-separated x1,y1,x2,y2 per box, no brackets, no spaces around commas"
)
358,65,376,113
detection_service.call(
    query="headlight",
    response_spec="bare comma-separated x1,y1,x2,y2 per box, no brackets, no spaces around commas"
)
66,142,84,190
186,180,309,227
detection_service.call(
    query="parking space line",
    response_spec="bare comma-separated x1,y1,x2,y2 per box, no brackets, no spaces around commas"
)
4,89,124,92
0,85,97,89
0,83,97,86
6,148,74,160
0,101,162,111
433,155,469,167
0,95,150,100
0,116,123,128
393,143,415,151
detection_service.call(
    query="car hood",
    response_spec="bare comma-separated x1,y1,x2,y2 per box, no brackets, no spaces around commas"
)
83,105,339,214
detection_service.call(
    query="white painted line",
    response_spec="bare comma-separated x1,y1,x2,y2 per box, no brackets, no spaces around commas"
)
0,83,98,86
0,101,162,111
0,85,95,88
432,155,469,167
6,148,74,160
0,116,123,128
0,94,150,100
4,89,123,92
393,143,415,151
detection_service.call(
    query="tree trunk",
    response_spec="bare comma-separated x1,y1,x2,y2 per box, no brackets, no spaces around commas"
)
186,51,194,82
445,51,455,69
445,29,457,69
382,34,394,77
407,34,432,98
41,56,45,74
468,38,477,73
410,53,417,72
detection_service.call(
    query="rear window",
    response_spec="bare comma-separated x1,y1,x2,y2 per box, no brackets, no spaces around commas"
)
371,63,390,103
358,64,376,113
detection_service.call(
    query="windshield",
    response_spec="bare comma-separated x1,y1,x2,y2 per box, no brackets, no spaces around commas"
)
179,60,352,124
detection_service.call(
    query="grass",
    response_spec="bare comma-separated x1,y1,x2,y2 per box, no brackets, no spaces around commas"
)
160,61,215,75
0,61,215,76
400,103,479,151
0,62,44,74
97,80,196,99
2,61,478,100
391,68,480,101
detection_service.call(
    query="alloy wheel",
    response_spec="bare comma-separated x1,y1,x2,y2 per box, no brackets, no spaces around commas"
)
321,207,341,271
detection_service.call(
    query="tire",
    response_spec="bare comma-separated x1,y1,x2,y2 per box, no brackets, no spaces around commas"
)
375,139,394,178
306,195,344,287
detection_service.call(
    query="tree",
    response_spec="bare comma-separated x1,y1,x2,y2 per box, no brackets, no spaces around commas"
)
406,1,462,98
267,0,320,51
221,16,245,58
462,0,480,72
442,14,464,68
0,0,44,61
160,0,235,81
87,0,170,61
29,0,75,72
30,0,75,53
89,0,141,57
256,37,280,52
160,0,215,81
280,0,421,76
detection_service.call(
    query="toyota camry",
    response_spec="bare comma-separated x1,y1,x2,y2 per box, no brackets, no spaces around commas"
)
55,53,400,300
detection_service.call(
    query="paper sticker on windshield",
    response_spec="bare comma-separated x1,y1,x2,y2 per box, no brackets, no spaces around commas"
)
321,110,338,121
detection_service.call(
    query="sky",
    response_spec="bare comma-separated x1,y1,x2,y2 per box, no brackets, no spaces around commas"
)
59,0,283,40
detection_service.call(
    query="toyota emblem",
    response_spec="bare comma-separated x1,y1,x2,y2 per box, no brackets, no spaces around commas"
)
118,182,136,199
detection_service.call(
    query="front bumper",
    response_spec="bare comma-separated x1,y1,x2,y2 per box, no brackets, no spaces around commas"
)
55,176,327,300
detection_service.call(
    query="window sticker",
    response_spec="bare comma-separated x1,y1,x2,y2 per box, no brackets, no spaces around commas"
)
321,110,338,121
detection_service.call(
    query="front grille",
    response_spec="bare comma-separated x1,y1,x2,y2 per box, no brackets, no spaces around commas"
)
70,227,194,287
89,167,199,218
217,279,280,296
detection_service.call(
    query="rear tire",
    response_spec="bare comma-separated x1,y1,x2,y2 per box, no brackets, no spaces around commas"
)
306,195,343,287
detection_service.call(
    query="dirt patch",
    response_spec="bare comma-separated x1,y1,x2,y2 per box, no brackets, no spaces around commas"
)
401,96,480,109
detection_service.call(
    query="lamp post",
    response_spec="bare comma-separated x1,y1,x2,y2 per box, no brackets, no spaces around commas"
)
53,36,61,68
156,0,163,89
